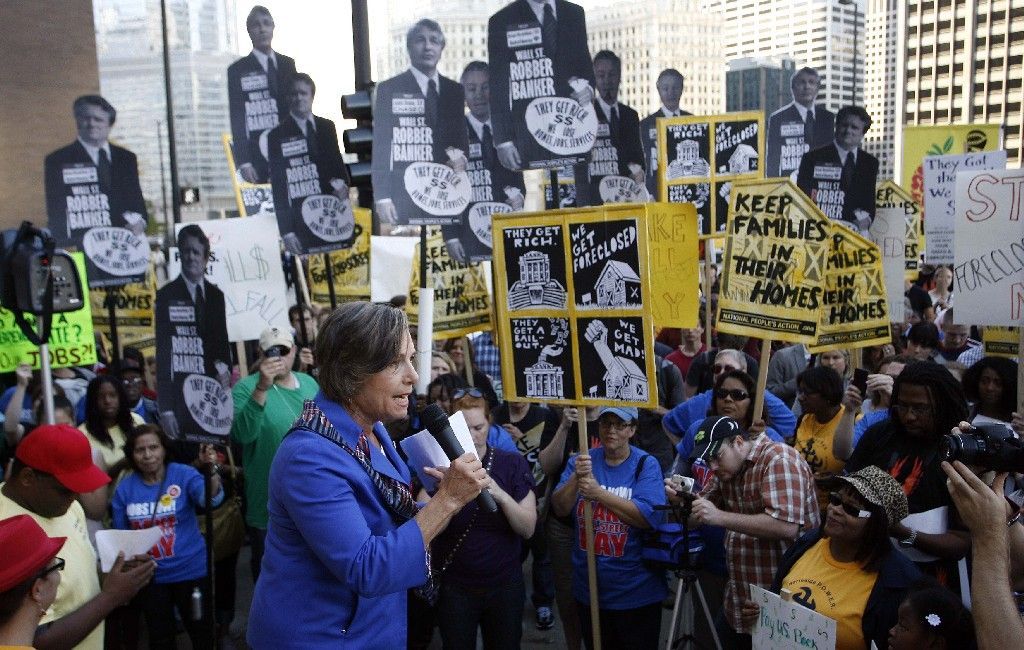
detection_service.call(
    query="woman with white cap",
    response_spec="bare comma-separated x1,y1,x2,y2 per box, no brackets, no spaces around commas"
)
0,514,66,648
742,466,922,650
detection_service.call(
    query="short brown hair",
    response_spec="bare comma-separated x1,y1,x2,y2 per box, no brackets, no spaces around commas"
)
452,394,490,421
315,302,408,403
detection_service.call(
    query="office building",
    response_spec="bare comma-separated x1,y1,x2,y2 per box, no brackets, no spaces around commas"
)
726,57,796,114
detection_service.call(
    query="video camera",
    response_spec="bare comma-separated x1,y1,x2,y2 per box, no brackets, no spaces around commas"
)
942,423,1024,473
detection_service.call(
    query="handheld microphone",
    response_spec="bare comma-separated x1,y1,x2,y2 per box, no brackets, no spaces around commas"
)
420,404,498,513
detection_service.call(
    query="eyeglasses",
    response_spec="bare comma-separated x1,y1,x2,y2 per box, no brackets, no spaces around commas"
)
38,557,66,579
892,402,931,418
713,365,739,374
714,388,749,401
827,492,872,519
452,388,483,400
121,377,144,386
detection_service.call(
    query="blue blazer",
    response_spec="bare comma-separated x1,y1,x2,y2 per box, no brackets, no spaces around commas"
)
247,393,429,648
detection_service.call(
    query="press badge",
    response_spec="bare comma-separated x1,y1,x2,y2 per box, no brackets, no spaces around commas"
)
780,122,804,137
63,164,98,185
813,165,841,181
241,73,269,92
507,25,542,48
392,96,425,115
281,138,308,158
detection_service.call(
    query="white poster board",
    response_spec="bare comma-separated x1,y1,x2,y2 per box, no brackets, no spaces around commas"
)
169,214,290,342
922,150,1006,264
370,235,418,302
750,584,837,650
868,203,907,323
953,168,1024,326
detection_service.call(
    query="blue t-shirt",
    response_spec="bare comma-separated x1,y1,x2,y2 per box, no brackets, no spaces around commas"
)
0,387,33,427
487,423,518,453
556,446,668,609
112,462,222,583
663,389,797,438
854,410,888,449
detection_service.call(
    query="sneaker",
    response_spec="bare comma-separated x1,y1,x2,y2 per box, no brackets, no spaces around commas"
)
536,606,554,630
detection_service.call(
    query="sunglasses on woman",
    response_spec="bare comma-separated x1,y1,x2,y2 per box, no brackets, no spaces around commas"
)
452,388,483,400
827,492,872,519
714,388,749,401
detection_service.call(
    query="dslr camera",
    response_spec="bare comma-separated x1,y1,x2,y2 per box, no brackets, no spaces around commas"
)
942,423,1024,473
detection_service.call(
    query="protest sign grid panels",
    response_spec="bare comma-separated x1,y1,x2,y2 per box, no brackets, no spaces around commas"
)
492,208,658,409
0,253,97,372
657,112,765,237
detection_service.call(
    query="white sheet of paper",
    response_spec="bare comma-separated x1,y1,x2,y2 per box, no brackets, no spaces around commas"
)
399,410,478,493
893,506,949,563
95,528,163,572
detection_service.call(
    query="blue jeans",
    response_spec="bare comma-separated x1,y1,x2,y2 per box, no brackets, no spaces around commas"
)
436,577,525,650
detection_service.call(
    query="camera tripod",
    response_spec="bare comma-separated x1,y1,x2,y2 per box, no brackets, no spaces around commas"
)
654,502,722,650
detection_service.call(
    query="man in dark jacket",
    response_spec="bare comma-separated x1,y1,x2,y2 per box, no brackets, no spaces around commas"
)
640,68,691,199
587,50,645,204
765,67,835,178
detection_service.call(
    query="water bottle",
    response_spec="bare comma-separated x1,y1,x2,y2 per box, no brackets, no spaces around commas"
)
191,586,202,621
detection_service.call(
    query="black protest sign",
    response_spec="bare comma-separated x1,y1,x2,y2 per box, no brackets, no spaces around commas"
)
508,317,576,400
501,219,569,311
493,207,657,408
661,122,711,184
576,316,650,402
568,218,642,310
713,118,761,177
267,117,354,255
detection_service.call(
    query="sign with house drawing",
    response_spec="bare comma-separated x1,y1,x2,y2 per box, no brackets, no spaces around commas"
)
569,218,643,310
492,207,662,409
659,112,765,236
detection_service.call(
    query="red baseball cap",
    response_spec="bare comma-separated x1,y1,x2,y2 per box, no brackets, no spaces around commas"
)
15,424,111,493
0,515,66,591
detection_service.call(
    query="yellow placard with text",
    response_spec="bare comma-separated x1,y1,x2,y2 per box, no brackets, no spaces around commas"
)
0,253,97,372
983,326,1018,358
407,227,492,339
900,124,1002,203
658,112,765,238
492,207,658,409
307,208,372,307
874,181,922,280
89,266,157,359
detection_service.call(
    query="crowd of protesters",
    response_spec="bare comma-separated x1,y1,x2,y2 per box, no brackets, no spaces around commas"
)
1,262,1023,650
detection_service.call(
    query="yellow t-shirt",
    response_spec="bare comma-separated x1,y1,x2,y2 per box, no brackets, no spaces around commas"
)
0,488,103,650
795,405,846,510
79,413,145,473
782,538,878,650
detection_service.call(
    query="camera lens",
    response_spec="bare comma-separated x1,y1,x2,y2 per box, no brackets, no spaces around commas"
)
941,433,978,465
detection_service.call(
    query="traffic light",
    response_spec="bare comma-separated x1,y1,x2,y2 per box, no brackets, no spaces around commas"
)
341,85,374,208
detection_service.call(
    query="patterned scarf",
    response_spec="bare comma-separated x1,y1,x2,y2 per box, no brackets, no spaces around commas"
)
288,400,437,601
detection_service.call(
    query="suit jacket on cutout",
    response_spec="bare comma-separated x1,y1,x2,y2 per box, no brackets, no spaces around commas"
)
796,142,880,227
765,102,835,178
227,51,297,176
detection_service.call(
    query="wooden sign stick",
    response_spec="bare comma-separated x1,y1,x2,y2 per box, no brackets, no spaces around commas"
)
753,339,772,426
577,412,602,650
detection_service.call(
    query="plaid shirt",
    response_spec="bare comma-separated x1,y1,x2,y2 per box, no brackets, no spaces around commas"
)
471,331,502,381
700,434,820,631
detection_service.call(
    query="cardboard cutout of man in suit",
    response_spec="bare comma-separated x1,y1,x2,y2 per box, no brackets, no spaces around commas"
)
156,225,232,441
267,73,351,254
587,50,645,205
371,19,470,227
765,67,835,179
227,5,297,183
640,68,691,198
443,61,526,264
487,0,596,173
44,95,149,285
797,106,880,234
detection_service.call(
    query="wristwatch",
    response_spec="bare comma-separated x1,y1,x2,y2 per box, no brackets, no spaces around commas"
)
899,529,918,548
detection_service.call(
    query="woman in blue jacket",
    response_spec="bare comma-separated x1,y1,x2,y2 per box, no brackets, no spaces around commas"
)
247,302,489,648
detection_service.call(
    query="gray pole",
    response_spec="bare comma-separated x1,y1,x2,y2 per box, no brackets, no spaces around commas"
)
160,0,182,225
351,0,372,91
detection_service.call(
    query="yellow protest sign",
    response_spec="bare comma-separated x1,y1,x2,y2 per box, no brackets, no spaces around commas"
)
875,181,922,280
222,134,274,217
812,225,890,349
89,267,157,359
900,124,1002,201
983,326,1018,358
407,227,492,339
658,112,765,237
307,208,372,307
717,180,830,343
0,253,97,372
605,202,700,328
492,207,658,408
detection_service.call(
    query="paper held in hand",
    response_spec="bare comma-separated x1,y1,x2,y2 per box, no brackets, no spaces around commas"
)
399,410,478,493
95,528,163,572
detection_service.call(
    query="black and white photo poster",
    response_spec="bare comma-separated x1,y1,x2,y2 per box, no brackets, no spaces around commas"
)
156,224,233,443
371,19,472,226
45,95,149,287
487,0,597,170
765,67,835,179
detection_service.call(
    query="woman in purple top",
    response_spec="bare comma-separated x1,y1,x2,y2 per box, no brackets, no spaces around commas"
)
432,391,537,649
